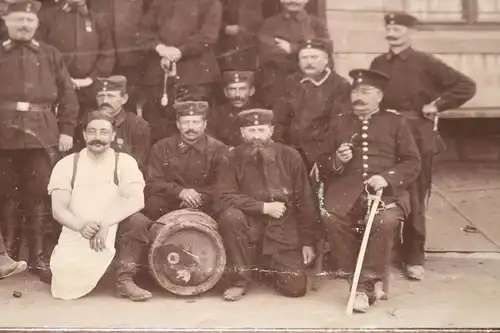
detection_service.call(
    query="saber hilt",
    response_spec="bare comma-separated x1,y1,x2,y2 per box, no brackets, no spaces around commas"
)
160,61,177,107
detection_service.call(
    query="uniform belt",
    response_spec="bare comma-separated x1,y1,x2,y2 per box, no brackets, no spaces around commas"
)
0,102,52,112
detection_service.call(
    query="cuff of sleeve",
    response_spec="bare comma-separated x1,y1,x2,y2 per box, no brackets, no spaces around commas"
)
172,186,184,199
379,173,400,191
290,42,299,54
301,236,316,248
434,98,447,112
59,124,75,137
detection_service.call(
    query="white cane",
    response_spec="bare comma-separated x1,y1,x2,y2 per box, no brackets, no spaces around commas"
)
345,187,383,315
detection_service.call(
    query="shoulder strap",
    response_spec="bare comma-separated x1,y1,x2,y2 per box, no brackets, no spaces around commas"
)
114,151,120,185
71,152,80,189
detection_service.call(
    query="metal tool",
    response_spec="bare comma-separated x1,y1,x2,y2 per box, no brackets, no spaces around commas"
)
160,60,177,107
345,186,383,315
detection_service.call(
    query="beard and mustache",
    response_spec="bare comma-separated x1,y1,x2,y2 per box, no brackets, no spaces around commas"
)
242,139,275,163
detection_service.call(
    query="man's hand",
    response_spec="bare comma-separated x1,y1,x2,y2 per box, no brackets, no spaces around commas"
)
157,45,182,62
179,189,203,208
263,202,287,219
59,134,73,153
225,25,240,36
80,222,100,240
302,246,315,266
274,38,292,54
336,143,353,164
422,103,438,120
89,225,109,252
364,175,389,191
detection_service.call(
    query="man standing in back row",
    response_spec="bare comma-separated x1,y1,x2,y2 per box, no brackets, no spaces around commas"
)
370,12,476,280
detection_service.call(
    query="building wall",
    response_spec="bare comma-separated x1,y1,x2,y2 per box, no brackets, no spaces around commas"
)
326,0,500,108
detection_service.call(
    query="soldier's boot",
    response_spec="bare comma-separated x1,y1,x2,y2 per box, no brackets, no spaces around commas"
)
27,202,52,284
115,239,152,302
3,199,21,260
116,262,153,302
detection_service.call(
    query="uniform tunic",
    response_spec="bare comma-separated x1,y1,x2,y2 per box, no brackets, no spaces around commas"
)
37,3,115,81
258,10,330,106
217,0,263,71
48,148,145,300
317,110,421,218
0,39,78,150
273,69,351,168
206,100,261,147
145,133,228,220
138,0,222,89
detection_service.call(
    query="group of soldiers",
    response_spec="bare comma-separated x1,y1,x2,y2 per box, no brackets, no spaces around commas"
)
0,0,477,314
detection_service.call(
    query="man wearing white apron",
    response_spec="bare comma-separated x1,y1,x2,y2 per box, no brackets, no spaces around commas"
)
47,110,146,300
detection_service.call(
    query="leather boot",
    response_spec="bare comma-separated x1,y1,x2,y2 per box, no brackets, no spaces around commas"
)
115,240,152,302
2,199,21,260
27,202,52,284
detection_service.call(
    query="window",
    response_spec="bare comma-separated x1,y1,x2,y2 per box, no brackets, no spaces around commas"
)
403,0,500,25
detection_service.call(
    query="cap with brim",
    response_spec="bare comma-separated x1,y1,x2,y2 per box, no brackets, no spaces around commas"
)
349,69,390,91
6,0,41,14
384,12,418,27
222,71,255,86
96,75,127,93
298,38,333,55
174,101,209,118
238,108,273,127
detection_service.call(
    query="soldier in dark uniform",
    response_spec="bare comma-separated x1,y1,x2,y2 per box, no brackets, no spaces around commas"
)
217,0,263,71
37,0,115,114
137,0,222,141
258,0,330,107
112,101,227,301
207,70,261,148
317,69,421,313
0,0,79,281
273,38,351,171
91,76,151,171
370,12,476,280
87,0,154,113
217,108,317,301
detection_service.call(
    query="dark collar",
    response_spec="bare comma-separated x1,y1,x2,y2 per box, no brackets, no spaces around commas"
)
113,109,127,127
300,67,332,87
177,134,207,154
282,10,308,22
386,46,413,61
2,39,40,52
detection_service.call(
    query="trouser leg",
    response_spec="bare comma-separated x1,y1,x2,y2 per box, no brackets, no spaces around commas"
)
218,208,262,288
403,155,432,266
268,249,307,297
144,195,177,222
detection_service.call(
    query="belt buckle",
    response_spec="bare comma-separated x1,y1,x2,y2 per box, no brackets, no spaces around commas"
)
16,102,30,112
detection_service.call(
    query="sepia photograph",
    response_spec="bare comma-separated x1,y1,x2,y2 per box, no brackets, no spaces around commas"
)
0,0,499,330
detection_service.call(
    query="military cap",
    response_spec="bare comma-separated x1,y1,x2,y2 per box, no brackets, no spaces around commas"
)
349,69,390,91
222,70,255,85
298,38,333,55
238,108,273,127
384,12,418,27
174,101,209,118
6,0,41,14
96,76,127,93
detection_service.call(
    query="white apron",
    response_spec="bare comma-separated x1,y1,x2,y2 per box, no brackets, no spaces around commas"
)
50,179,120,300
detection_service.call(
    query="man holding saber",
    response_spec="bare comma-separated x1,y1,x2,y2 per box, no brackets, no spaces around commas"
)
370,12,477,280
316,69,421,313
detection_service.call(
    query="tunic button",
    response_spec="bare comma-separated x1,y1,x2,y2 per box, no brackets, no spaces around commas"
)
363,147,368,152
362,120,369,125
362,126,368,131
363,156,368,160
363,173,368,177
361,134,368,139
362,142,368,146
363,164,368,169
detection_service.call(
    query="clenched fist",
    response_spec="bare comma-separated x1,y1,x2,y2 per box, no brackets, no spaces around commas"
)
364,175,389,191
336,143,353,164
263,202,287,219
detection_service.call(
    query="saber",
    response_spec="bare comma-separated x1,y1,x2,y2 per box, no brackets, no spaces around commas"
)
160,60,177,107
426,114,439,209
345,187,383,316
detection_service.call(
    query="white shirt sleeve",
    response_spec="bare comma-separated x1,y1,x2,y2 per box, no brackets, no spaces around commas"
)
47,154,75,195
117,153,146,190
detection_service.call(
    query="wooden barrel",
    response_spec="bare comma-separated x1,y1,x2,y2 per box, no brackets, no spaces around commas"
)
148,209,226,296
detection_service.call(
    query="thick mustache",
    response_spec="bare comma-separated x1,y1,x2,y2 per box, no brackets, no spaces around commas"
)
386,36,398,41
89,140,106,145
184,130,197,135
353,100,367,106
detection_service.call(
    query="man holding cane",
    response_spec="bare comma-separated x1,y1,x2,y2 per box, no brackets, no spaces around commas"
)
316,69,421,313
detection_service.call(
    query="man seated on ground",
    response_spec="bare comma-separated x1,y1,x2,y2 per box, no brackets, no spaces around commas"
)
48,111,146,300
217,108,318,301
207,71,261,148
316,69,421,313
0,230,27,279
144,100,228,220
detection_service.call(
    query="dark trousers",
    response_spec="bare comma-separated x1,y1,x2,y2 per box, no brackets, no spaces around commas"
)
322,201,404,294
142,83,214,144
403,154,432,266
218,207,307,297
